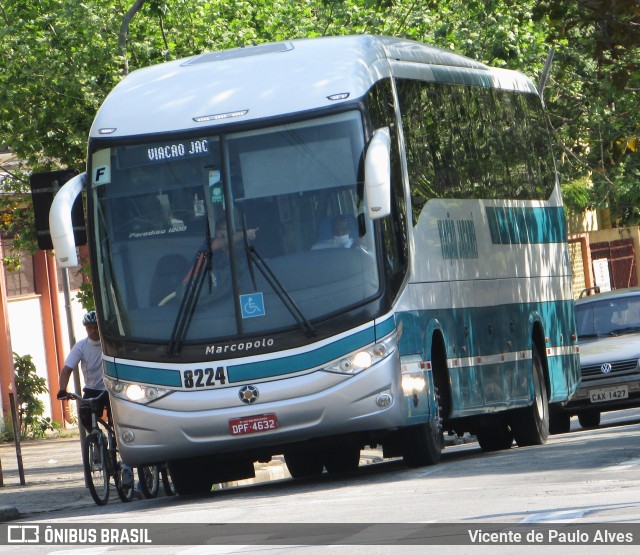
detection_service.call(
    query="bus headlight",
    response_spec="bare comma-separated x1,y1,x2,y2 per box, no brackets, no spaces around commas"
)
103,375,172,404
325,332,397,375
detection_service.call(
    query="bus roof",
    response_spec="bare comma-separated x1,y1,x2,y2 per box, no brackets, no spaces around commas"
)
90,35,537,139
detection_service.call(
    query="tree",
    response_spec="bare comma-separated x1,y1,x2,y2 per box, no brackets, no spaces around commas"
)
119,0,147,75
533,0,640,224
0,1,551,174
0,1,127,261
0,0,638,240
14,352,53,439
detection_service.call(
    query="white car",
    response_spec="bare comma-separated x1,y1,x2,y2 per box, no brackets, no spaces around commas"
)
563,287,640,429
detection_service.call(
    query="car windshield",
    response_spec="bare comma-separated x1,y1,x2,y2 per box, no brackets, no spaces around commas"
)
576,294,640,338
91,111,379,343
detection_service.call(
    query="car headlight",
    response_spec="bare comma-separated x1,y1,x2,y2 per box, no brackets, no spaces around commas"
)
103,375,172,404
324,332,397,375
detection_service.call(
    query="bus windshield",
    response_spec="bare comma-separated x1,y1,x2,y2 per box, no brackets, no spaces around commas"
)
91,111,379,343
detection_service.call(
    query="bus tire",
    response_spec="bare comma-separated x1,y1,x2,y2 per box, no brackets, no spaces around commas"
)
549,409,571,435
510,345,549,447
402,420,443,467
475,421,513,451
402,381,444,467
578,411,600,429
168,458,215,495
324,445,361,475
284,450,324,478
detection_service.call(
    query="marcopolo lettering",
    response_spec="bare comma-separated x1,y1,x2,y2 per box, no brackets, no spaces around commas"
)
205,338,274,355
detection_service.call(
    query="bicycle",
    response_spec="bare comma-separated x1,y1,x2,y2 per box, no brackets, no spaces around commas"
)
137,464,159,498
137,462,176,498
61,391,134,506
159,461,176,496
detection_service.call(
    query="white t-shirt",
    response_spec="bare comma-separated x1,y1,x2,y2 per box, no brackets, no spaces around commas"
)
64,338,105,390
311,235,354,250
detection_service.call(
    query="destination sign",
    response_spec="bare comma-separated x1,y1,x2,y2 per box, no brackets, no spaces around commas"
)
116,139,212,169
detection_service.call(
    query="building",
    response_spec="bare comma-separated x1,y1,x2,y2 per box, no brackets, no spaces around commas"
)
0,149,87,428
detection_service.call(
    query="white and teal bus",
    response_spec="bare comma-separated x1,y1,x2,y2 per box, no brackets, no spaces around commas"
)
50,35,580,494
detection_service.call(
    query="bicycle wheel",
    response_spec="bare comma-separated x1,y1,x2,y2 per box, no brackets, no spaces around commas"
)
161,465,176,496
116,461,135,502
137,465,160,498
83,432,109,506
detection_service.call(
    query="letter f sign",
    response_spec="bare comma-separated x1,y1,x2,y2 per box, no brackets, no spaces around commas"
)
93,165,110,185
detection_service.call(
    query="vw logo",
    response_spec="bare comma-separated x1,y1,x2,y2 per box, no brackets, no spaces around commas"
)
601,363,612,374
239,385,259,404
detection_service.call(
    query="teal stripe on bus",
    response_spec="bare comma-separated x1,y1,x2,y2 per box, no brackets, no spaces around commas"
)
105,325,379,386
375,314,396,339
486,206,566,244
104,360,116,377
104,360,182,387
229,326,376,382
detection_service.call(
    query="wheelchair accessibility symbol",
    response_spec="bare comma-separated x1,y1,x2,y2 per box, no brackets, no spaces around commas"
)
240,292,265,319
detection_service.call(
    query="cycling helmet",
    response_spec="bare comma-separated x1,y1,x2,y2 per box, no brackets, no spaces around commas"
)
82,311,97,326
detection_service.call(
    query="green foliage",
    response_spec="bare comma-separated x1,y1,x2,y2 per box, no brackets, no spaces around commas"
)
561,177,592,214
74,254,95,311
534,0,640,225
13,352,54,439
0,0,638,233
0,416,15,442
0,164,38,265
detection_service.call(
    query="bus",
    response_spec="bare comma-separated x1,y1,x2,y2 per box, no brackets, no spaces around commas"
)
50,35,580,494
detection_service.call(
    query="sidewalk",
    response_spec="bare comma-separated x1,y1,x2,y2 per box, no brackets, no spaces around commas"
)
0,434,385,522
0,435,93,521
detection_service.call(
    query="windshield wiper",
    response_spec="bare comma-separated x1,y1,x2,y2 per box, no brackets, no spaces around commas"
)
168,226,213,355
241,219,316,337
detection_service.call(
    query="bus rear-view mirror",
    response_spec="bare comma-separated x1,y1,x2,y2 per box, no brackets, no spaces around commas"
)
364,127,391,220
49,172,87,267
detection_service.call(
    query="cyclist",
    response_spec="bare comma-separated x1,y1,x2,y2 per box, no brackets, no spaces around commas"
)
56,310,134,487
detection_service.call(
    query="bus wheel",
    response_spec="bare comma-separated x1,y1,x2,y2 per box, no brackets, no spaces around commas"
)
168,458,215,495
402,420,443,467
578,411,600,429
324,445,361,475
284,450,324,478
475,421,513,451
549,409,571,435
402,384,444,467
510,345,549,447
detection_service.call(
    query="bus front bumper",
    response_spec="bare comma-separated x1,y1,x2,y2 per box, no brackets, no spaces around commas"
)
111,352,410,465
